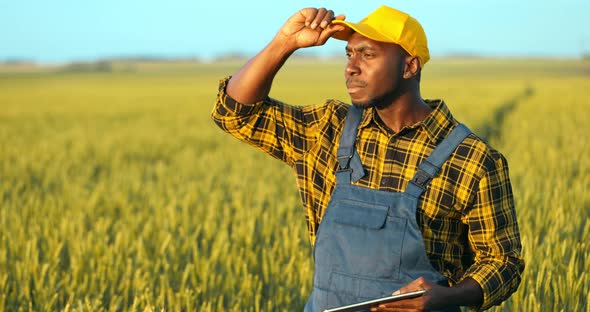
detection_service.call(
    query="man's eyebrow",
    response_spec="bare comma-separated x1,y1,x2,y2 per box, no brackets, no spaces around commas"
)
345,45,377,52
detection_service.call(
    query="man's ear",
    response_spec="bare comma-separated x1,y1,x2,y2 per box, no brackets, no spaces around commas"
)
402,56,421,79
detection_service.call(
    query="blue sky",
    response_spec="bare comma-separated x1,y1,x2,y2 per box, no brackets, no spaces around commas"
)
1,0,588,64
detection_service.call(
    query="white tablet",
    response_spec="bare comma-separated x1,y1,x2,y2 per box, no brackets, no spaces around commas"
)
323,289,426,312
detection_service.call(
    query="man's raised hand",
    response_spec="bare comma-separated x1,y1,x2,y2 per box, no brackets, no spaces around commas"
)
276,8,346,51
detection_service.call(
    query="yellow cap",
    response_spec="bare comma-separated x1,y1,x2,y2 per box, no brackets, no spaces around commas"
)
332,5,430,66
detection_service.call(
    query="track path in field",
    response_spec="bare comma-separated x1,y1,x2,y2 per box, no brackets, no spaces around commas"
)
476,86,534,144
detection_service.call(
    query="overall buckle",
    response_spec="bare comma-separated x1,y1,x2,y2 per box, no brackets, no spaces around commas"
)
337,155,353,170
410,169,432,190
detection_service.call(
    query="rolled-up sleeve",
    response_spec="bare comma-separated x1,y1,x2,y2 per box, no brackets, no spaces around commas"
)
462,154,525,311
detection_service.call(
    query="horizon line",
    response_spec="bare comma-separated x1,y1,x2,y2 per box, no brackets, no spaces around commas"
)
2,51,589,66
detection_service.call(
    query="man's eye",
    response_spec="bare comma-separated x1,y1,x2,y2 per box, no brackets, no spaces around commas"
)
345,53,352,58
364,53,374,58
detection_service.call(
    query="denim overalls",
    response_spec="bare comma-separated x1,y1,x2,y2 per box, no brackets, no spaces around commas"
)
304,106,471,312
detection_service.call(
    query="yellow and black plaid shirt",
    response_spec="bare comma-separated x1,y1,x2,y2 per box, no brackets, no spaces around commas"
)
212,77,524,310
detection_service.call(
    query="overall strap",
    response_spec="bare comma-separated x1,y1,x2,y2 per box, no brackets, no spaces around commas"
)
336,105,366,184
405,123,472,198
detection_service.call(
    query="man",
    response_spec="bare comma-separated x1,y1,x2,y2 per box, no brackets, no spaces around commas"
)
212,5,524,312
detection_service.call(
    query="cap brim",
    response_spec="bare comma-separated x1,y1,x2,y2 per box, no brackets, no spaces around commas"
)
330,19,418,65
331,20,392,43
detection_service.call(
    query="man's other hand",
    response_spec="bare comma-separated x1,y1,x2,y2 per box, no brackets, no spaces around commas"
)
369,277,451,312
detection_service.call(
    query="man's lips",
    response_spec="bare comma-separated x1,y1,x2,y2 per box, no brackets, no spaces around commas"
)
346,80,367,94
347,86,363,94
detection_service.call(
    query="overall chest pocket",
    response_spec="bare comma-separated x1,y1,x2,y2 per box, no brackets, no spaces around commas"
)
333,199,388,228
316,199,407,280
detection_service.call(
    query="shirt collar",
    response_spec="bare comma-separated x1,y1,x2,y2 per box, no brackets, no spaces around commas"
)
358,99,458,143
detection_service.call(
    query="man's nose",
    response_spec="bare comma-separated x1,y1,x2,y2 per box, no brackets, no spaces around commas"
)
345,56,360,76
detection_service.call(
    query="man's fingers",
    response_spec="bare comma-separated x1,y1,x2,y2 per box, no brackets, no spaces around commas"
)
392,284,413,295
317,24,345,45
302,8,343,29
287,8,344,48
303,8,321,28
371,298,422,311
303,8,316,27
333,14,346,21
371,296,426,311
319,9,335,28
310,8,329,29
390,277,430,296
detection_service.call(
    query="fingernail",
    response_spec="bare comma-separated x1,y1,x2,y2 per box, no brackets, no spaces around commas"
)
311,22,317,29
320,21,328,28
305,22,310,27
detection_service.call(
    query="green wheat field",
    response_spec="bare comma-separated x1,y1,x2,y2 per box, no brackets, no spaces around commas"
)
1,58,589,311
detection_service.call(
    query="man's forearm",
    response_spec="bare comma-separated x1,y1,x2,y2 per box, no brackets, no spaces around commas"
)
226,37,296,105
226,8,345,105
